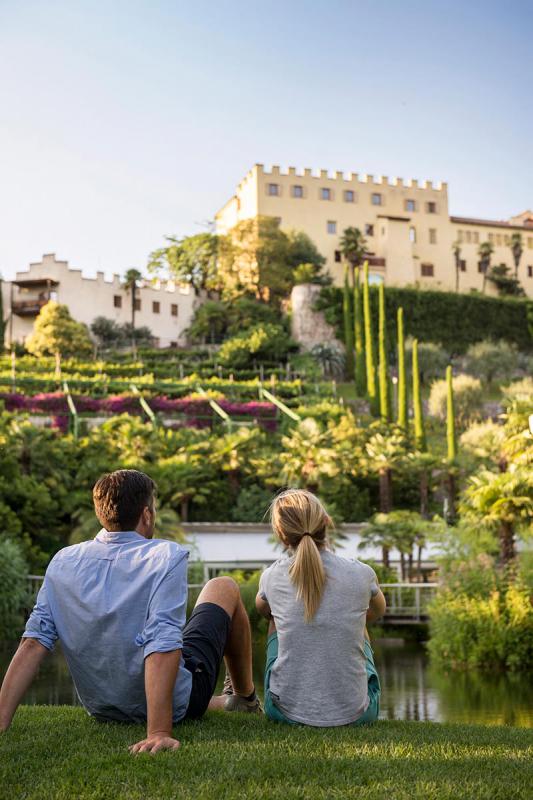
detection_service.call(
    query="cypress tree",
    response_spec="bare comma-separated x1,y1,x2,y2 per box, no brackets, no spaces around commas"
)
397,307,407,430
342,264,354,380
353,267,366,396
446,365,456,461
363,262,377,414
412,339,426,451
378,281,390,421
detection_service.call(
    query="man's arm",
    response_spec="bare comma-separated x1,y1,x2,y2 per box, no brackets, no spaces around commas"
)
129,650,182,755
0,638,49,731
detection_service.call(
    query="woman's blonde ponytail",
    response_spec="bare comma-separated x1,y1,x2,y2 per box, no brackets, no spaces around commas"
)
270,489,332,622
288,533,326,622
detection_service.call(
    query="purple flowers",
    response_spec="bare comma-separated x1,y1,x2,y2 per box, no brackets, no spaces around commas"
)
0,392,278,431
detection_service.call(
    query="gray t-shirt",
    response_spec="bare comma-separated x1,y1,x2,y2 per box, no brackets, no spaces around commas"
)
259,550,379,727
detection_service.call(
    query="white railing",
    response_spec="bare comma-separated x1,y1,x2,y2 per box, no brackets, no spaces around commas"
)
27,576,440,622
380,583,440,622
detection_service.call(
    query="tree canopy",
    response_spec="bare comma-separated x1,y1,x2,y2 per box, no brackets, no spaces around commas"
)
26,302,93,358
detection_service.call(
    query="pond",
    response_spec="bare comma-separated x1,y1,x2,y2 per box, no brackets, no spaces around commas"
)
1,639,532,728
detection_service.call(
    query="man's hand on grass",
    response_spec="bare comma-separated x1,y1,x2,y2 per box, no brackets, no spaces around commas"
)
129,733,181,754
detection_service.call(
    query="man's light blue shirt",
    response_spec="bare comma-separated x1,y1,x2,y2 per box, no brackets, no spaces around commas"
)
23,530,192,722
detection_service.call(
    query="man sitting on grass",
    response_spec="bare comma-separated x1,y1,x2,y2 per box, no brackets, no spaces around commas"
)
0,469,260,753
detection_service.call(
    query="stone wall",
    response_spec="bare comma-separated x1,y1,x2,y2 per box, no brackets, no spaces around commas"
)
290,283,341,351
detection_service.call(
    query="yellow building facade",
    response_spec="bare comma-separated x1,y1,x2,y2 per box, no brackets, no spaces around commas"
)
215,164,533,296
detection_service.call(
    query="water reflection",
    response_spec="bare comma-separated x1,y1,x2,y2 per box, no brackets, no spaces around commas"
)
1,639,532,727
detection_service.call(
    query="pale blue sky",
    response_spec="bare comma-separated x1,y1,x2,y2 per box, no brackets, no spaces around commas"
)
0,0,531,280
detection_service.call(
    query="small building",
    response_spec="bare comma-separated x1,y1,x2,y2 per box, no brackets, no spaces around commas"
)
2,253,199,349
215,164,533,296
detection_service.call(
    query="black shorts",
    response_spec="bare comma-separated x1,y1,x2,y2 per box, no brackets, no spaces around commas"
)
182,602,231,719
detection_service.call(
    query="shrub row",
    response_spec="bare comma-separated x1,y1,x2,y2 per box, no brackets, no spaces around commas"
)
316,286,533,354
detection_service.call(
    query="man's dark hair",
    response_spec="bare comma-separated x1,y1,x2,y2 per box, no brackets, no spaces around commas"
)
93,470,156,531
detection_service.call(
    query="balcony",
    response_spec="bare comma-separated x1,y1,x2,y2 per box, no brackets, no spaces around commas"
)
12,299,50,317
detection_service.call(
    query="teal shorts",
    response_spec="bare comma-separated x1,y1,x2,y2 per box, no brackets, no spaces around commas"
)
263,632,381,726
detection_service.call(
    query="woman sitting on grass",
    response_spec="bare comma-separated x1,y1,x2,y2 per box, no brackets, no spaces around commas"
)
256,489,386,727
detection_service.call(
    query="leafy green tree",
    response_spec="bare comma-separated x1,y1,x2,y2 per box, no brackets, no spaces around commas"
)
339,227,367,278
477,241,494,294
122,268,143,333
285,230,326,272
90,317,125,350
353,267,366,396
397,307,407,430
148,232,220,294
510,232,523,279
363,262,377,414
280,417,341,495
0,538,29,639
219,217,324,304
26,302,93,358
487,263,525,297
378,282,390,421
465,339,519,385
187,300,228,343
342,265,354,379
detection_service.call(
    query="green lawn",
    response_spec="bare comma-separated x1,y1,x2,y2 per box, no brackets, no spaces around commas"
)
1,707,532,800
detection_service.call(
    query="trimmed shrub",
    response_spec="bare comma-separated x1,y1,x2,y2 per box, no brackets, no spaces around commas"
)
316,286,532,353
0,538,30,640
218,324,294,369
428,374,483,426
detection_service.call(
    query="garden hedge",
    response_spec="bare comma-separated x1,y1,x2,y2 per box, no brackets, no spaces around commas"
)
316,286,533,354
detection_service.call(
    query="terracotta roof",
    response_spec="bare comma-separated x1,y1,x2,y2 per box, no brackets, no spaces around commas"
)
450,215,531,231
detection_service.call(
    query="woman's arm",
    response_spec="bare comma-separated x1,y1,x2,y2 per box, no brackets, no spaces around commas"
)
255,593,272,620
366,589,386,623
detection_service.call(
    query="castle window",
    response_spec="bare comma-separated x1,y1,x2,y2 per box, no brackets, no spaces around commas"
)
460,260,467,272
496,234,503,246
429,228,437,244
365,224,374,236
405,199,416,212
473,232,479,244
113,295,122,309
421,263,434,277
171,304,178,317
371,193,382,206
465,231,472,243
268,183,279,196
409,227,416,243
528,237,533,249
153,301,160,314
528,266,533,278
457,230,464,243
334,250,342,263
327,220,337,234
321,187,331,200
344,190,355,203
292,185,304,198
488,233,494,244
134,298,141,311
426,201,437,213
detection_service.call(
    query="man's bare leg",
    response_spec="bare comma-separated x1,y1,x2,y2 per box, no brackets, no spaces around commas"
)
191,577,254,710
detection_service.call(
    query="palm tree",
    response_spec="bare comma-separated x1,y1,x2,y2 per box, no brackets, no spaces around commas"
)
364,426,407,566
460,467,533,566
339,227,367,281
452,241,462,293
280,418,340,494
477,242,494,294
122,268,143,338
510,232,523,279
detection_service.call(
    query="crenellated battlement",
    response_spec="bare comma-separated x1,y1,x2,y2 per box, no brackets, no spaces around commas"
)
250,163,447,191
